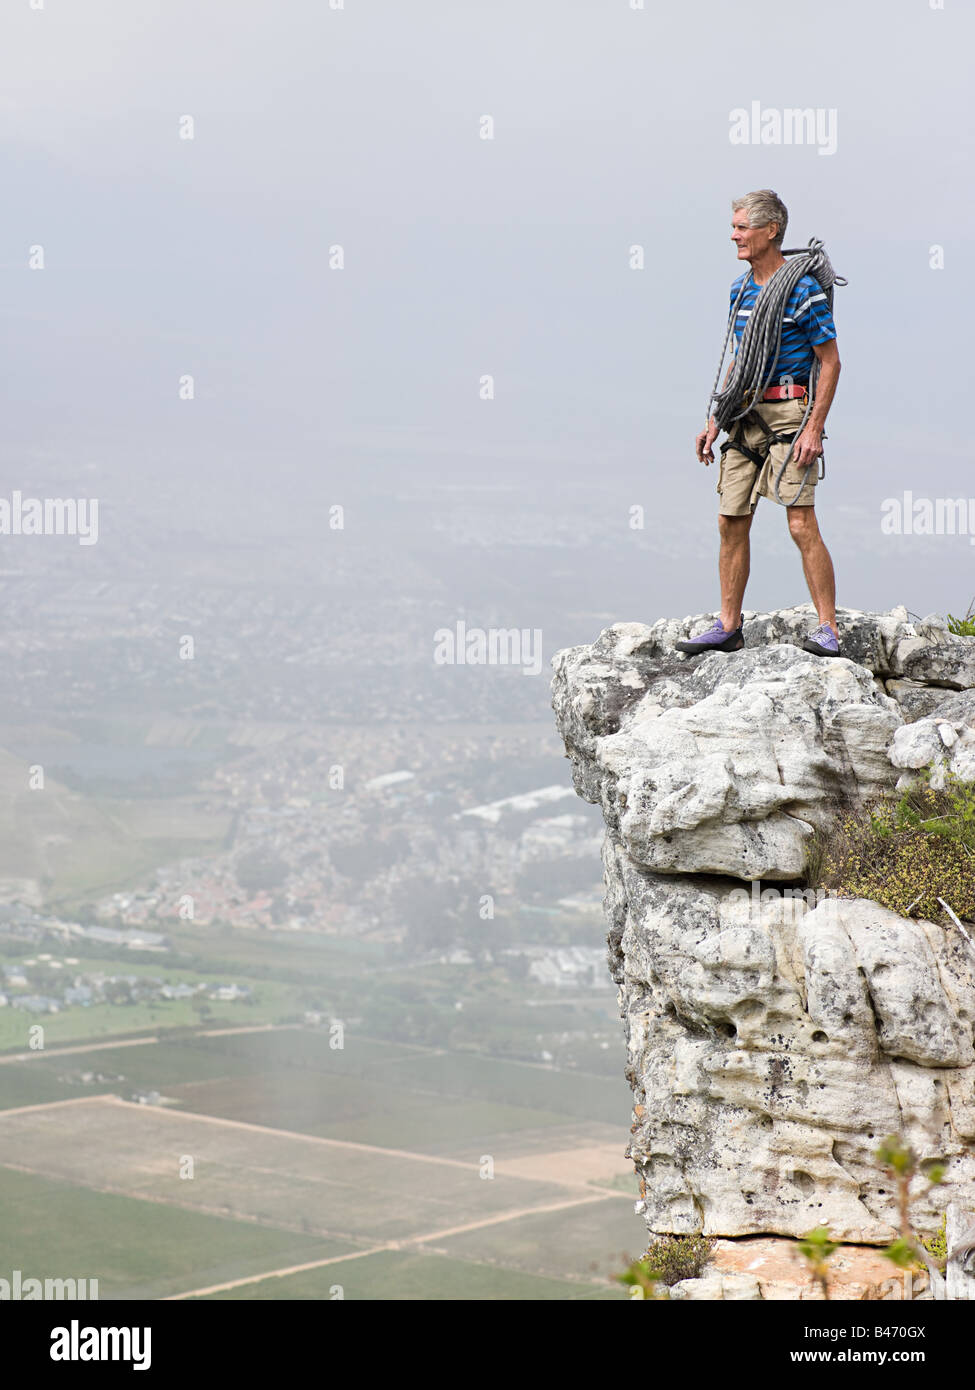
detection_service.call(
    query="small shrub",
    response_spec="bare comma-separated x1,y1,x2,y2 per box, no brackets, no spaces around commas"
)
798,1225,839,1263
817,776,975,923
639,1233,716,1286
947,599,975,637
798,1226,840,1299
922,1211,948,1262
876,1135,946,1273
616,1257,664,1300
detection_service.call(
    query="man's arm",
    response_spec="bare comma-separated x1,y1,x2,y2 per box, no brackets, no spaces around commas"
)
793,338,840,468
696,360,734,465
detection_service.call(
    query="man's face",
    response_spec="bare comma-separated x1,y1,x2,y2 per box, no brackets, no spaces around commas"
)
731,210,778,262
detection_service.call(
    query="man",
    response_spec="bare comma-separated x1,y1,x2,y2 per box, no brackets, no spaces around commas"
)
677,190,842,658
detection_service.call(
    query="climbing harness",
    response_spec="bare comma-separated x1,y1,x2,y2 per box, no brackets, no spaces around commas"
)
706,238,847,505
718,387,819,498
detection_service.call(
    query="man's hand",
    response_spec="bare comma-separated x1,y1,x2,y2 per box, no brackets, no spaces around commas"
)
791,424,823,469
696,421,720,465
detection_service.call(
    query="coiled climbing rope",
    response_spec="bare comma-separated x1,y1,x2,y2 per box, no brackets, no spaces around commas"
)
707,237,847,504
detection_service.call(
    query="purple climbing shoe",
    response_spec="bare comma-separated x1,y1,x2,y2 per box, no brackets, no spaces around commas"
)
802,622,841,657
675,615,744,655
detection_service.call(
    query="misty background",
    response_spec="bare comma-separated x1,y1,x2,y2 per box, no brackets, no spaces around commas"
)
0,0,971,1302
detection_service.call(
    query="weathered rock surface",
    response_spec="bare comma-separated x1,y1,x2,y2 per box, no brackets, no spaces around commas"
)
590,646,900,880
552,606,975,1248
888,689,975,787
612,866,975,1241
670,1237,933,1300
614,604,975,689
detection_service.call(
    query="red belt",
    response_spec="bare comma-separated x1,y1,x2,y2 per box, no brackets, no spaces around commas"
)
760,383,808,401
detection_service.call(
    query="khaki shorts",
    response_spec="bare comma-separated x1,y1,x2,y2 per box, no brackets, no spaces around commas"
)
716,398,820,516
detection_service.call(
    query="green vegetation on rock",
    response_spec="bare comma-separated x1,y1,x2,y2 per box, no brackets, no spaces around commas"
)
817,774,975,923
946,599,975,637
632,1234,716,1288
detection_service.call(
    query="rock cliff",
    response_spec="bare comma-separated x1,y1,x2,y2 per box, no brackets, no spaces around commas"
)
551,604,975,1247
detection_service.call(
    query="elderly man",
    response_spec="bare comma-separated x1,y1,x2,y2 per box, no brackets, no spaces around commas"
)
677,190,842,658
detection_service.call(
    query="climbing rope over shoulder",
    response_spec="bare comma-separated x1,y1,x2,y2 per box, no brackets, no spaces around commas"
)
706,237,847,504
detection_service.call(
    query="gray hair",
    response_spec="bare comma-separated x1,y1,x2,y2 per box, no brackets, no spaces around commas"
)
732,189,788,246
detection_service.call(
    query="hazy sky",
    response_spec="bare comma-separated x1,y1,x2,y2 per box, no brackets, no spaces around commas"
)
3,0,973,622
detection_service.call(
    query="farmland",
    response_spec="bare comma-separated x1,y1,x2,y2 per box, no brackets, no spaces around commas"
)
0,1165,355,1301
189,1249,624,1301
0,1026,641,1300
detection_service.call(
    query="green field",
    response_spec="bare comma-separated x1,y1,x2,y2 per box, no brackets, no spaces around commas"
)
18,1038,270,1091
168,1027,411,1077
1,1003,222,1054
0,1166,360,1300
0,1098,585,1243
171,1071,571,1150
0,1095,641,1300
165,927,385,978
435,1193,645,1284
6,1028,629,1146
15,1031,422,1092
0,1062,74,1110
0,913,622,1084
0,992,295,1051
0,1026,639,1299
0,944,309,1051
382,1050,626,1125
191,1249,624,1301
167,1026,628,1123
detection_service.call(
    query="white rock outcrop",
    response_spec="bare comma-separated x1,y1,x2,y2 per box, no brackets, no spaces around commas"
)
552,605,975,1243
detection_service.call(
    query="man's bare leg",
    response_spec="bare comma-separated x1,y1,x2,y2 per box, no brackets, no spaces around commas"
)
787,506,837,630
718,512,752,632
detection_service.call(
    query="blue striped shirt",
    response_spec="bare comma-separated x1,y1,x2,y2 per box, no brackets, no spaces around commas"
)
729,271,837,384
